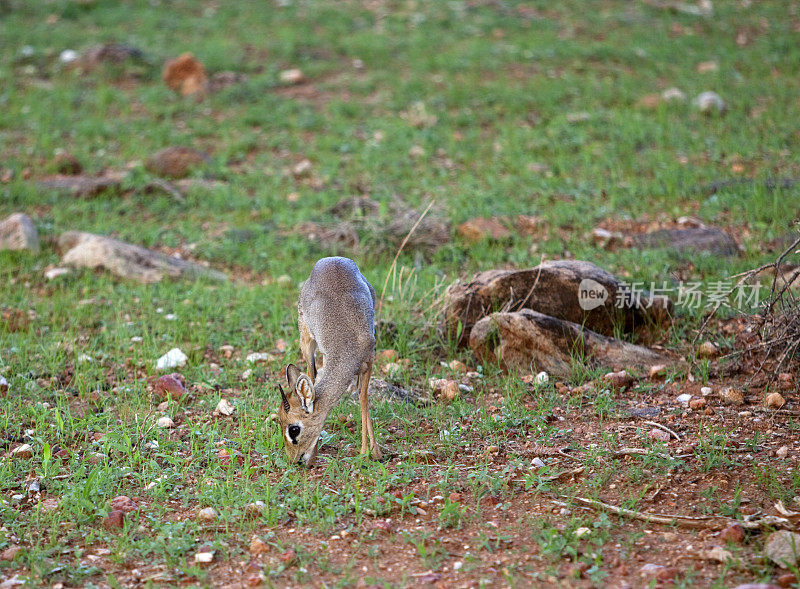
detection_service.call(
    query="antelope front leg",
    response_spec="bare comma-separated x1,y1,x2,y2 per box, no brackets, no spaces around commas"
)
359,362,382,460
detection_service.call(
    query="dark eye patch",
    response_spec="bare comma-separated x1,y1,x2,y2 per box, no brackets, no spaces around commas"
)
288,424,301,442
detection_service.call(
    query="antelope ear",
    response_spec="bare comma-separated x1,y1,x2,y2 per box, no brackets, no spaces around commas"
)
286,364,302,390
277,384,290,413
295,374,315,414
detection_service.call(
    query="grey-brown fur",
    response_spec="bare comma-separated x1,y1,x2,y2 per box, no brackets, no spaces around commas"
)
278,257,382,466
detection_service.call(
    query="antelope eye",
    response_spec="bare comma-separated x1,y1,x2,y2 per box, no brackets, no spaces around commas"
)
288,424,301,441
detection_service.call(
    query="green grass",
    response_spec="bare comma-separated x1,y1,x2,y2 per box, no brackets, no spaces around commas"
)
1,0,799,586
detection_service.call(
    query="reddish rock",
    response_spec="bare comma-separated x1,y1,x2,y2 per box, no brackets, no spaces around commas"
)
689,397,707,410
104,510,125,529
448,492,463,503
109,495,138,513
648,428,671,443
457,217,511,242
162,53,208,96
249,536,269,555
777,573,798,588
721,523,746,544
1,545,22,561
145,146,209,179
154,374,186,400
279,548,297,565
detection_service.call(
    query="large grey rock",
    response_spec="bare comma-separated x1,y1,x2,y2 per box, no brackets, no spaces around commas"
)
58,231,226,283
0,213,39,253
764,530,800,568
469,309,671,378
632,227,739,257
443,260,672,346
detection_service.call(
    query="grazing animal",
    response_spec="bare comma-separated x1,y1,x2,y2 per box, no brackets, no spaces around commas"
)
278,256,383,466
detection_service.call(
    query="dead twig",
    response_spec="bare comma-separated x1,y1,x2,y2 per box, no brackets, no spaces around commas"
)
144,178,186,203
643,420,682,441
613,447,689,460
511,466,586,485
558,496,797,531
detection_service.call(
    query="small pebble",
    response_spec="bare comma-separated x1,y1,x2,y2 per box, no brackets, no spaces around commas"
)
697,341,719,359
249,536,269,555
197,507,217,522
157,416,175,429
279,69,304,84
648,428,671,443
693,91,726,114
689,397,707,410
195,550,214,563
720,523,745,544
766,392,786,410
216,398,235,415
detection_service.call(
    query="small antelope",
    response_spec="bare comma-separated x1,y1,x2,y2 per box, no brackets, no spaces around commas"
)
278,256,383,466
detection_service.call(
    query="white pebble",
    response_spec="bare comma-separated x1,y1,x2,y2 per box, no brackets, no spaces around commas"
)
157,416,175,429
59,49,79,63
194,551,214,563
197,507,217,522
216,398,235,416
693,91,726,114
156,348,187,370
44,267,70,280
661,87,686,102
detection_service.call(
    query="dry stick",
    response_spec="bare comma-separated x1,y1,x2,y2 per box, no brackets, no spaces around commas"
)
378,199,435,313
612,447,689,460
643,420,682,441
557,496,797,531
560,496,732,529
145,178,186,203
511,466,586,485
